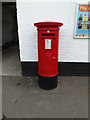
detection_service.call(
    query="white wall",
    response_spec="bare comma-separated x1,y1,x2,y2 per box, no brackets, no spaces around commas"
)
17,1,89,62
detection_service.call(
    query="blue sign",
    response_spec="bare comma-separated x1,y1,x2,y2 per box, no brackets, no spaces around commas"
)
74,4,90,38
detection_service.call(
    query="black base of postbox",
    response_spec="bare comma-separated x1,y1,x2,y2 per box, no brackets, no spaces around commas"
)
38,74,58,90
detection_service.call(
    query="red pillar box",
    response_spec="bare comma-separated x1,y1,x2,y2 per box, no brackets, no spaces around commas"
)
34,22,63,90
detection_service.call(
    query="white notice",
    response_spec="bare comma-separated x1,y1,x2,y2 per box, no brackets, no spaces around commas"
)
45,39,51,49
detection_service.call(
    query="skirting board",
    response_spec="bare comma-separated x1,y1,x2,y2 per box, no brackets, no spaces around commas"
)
21,62,90,76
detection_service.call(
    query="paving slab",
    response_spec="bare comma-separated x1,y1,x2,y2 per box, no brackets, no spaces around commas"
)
2,76,88,118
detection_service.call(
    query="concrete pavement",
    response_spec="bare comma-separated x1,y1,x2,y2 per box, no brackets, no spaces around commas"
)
2,76,88,118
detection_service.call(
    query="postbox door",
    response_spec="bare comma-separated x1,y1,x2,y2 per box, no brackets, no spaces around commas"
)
38,31,59,77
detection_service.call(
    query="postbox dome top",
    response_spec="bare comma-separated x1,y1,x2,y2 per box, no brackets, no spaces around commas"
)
34,21,63,27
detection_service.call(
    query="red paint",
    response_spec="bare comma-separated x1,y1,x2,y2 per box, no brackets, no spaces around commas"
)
34,22,63,77
79,5,90,12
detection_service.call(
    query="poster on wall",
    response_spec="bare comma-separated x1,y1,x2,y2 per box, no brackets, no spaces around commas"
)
74,4,90,38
